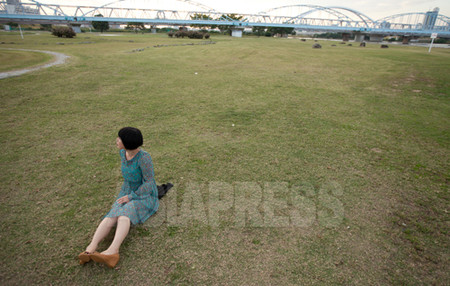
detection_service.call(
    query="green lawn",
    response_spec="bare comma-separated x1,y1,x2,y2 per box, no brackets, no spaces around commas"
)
0,31,449,285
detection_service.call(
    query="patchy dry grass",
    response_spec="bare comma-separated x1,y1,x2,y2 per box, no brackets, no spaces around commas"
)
0,49,53,72
0,31,449,285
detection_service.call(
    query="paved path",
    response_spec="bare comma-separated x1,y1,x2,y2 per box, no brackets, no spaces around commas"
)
0,48,70,79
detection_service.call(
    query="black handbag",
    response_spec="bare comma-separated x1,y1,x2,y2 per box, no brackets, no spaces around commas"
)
157,183,173,200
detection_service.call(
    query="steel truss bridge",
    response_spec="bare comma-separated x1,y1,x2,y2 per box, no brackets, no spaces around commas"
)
0,0,449,37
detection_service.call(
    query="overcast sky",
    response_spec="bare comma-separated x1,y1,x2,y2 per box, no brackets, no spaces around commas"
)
45,0,450,20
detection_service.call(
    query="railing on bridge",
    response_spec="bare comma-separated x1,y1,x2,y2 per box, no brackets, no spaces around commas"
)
0,0,449,37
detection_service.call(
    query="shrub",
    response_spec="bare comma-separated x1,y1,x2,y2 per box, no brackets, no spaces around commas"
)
40,24,52,31
187,31,204,39
172,30,205,39
6,22,18,28
195,31,204,39
175,30,188,38
168,31,174,38
435,38,449,44
204,33,210,39
51,26,76,38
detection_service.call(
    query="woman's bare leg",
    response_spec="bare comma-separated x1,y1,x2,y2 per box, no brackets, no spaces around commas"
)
85,217,118,253
101,216,130,255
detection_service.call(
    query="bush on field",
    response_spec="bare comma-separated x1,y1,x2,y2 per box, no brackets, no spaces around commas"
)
51,26,76,38
174,30,187,38
188,31,204,39
171,30,207,39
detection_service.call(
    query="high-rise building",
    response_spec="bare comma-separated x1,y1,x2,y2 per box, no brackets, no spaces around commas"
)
423,7,439,30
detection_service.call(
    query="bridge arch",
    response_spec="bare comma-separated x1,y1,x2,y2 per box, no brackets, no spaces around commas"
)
259,5,375,28
377,12,450,24
295,6,375,28
376,12,450,31
1,1,449,36
259,5,353,22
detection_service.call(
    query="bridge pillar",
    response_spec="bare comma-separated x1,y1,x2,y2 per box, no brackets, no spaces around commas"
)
369,35,384,42
231,27,244,38
342,33,351,42
151,26,157,34
70,24,81,34
354,33,365,42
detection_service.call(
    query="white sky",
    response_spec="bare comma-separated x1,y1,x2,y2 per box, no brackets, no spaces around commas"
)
42,0,450,20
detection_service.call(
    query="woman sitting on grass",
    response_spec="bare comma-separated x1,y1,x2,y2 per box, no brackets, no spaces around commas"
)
78,127,159,268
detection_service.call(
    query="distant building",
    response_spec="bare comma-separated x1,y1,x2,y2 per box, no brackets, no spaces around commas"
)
4,0,39,14
423,7,439,30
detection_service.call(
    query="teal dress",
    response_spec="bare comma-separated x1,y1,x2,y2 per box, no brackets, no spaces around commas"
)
105,149,159,225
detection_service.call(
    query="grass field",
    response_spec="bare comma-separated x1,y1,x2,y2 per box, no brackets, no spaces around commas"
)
0,49,52,72
0,31,449,285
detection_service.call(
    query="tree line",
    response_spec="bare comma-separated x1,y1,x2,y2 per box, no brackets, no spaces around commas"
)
189,13,295,37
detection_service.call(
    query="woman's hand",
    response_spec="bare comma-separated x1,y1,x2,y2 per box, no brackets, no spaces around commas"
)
117,195,130,204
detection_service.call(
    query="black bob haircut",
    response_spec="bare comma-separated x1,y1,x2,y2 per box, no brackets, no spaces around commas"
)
118,127,143,150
